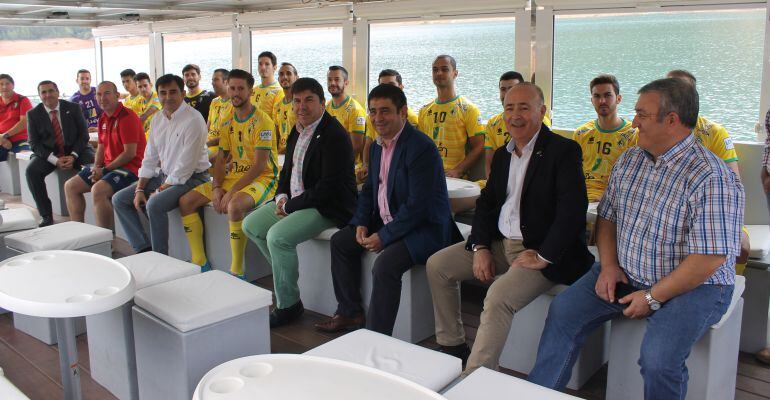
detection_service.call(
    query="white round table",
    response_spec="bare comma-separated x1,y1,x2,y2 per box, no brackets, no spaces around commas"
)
193,354,446,400
0,250,135,400
446,177,481,214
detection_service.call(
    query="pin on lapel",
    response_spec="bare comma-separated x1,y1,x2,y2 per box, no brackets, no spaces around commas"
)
536,150,543,156
316,135,320,139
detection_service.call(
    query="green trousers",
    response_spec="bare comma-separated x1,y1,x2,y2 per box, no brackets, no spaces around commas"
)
242,202,336,308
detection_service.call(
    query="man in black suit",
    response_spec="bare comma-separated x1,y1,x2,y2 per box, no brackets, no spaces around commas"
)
242,77,357,328
426,83,594,376
26,80,94,226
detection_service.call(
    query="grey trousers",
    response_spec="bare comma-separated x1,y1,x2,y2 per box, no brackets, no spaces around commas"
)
112,171,209,254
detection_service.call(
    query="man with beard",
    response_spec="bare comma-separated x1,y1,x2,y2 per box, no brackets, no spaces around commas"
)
70,69,102,132
251,51,283,121
572,74,637,202
182,64,214,122
206,68,231,160
179,69,278,279
326,65,366,176
273,63,298,155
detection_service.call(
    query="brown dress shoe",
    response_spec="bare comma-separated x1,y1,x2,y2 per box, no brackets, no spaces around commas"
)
314,314,365,333
756,348,770,365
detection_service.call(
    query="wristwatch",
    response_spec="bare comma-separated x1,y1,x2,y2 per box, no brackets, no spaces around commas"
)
644,290,662,311
472,244,489,252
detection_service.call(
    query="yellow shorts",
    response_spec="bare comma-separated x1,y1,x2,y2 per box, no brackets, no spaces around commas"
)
193,175,276,206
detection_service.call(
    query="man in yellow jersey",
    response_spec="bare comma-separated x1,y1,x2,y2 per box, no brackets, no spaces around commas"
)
178,69,278,279
359,69,418,182
326,65,366,173
183,64,214,123
666,69,740,178
573,74,637,202
484,71,524,178
206,68,231,161
273,62,298,154
120,69,142,113
251,51,283,120
133,72,161,139
418,55,485,178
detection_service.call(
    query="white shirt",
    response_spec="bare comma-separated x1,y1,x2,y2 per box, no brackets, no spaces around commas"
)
139,102,210,185
498,132,539,240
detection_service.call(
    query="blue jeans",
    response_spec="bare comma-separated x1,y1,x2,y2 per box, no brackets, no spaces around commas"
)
112,172,209,254
528,263,733,400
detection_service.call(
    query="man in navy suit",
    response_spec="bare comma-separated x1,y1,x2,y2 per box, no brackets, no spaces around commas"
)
315,84,460,335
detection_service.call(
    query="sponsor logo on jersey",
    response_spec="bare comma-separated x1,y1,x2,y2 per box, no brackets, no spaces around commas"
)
260,130,272,141
724,137,734,150
356,116,365,125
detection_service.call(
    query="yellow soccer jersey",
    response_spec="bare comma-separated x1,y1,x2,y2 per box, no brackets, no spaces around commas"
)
573,118,638,202
693,115,738,163
273,96,295,154
365,107,418,141
251,81,282,120
207,97,233,142
326,96,367,136
219,107,279,183
123,93,143,115
484,112,508,151
418,96,485,171
135,92,161,137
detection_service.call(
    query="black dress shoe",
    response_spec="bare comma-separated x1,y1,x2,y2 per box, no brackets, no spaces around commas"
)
39,216,54,227
438,343,471,367
269,300,304,328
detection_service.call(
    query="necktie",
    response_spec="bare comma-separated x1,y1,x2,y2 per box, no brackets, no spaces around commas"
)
49,110,65,156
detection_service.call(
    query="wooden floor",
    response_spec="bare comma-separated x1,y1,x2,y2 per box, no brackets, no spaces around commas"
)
0,192,769,399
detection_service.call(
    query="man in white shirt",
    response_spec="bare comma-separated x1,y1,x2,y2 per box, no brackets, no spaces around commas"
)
112,74,210,255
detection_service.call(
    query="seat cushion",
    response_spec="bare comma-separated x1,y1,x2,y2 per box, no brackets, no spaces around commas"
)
117,251,200,291
443,367,579,399
746,225,770,259
315,227,340,241
0,209,37,233
133,270,272,332
304,329,461,391
5,221,112,252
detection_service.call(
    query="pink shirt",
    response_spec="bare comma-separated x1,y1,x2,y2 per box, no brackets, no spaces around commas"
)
377,125,404,224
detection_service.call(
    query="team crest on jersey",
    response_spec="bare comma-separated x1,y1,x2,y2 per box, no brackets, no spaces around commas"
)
356,116,365,125
260,130,272,141
102,123,108,130
724,137,734,150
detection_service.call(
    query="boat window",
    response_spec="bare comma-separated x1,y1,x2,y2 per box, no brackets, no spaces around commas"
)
163,31,233,92
102,36,150,85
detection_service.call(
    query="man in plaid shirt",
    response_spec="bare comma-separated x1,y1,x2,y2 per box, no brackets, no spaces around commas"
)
529,78,744,399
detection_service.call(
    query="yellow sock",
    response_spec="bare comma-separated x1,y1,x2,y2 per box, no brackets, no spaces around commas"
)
182,213,207,266
229,219,246,276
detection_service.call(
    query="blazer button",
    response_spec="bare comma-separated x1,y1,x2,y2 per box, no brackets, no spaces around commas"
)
521,225,526,230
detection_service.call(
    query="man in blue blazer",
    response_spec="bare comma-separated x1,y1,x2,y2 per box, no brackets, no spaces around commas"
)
315,84,461,334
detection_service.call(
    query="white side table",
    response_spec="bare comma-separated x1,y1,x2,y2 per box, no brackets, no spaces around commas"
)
0,250,135,400
193,354,446,400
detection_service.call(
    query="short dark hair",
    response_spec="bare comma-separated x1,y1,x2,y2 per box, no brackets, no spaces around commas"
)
638,78,699,129
98,81,119,93
37,80,59,93
499,71,524,83
668,69,697,86
227,69,255,88
120,69,136,79
590,74,620,95
378,69,403,85
155,74,185,92
512,82,545,105
258,51,277,66
328,65,349,81
435,54,457,70
368,84,407,111
76,69,90,77
280,62,298,76
182,64,200,75
213,68,230,80
134,72,151,83
291,77,325,103
0,74,13,85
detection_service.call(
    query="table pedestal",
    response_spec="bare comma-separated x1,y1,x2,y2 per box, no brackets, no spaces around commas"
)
55,318,82,400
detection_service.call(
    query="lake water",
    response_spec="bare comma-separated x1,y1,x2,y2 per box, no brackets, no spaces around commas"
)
1,9,763,140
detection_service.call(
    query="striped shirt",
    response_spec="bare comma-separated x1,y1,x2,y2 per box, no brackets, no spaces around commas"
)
290,114,323,198
763,108,770,169
597,134,744,286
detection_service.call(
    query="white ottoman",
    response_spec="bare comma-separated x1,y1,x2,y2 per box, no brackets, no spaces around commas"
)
305,329,461,392
167,208,191,261
0,208,38,261
499,284,609,390
202,205,272,280
0,151,21,195
6,221,112,345
0,368,30,400
132,270,273,400
15,151,33,208
606,276,746,400
15,151,76,215
443,367,579,399
87,252,200,400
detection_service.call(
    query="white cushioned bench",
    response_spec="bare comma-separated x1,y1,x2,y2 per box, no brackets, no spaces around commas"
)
0,208,37,262
7,221,112,345
305,329,461,392
746,225,770,259
15,151,75,216
0,152,21,196
202,205,272,281
606,275,745,400
443,367,580,399
87,252,200,400
132,270,272,400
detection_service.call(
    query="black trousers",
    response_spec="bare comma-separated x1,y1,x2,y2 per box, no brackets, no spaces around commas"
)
330,224,414,335
26,156,85,218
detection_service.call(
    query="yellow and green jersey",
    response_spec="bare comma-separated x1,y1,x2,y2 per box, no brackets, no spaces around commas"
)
573,118,638,202
418,96,485,171
135,91,161,138
273,96,295,154
219,107,279,183
484,112,507,151
123,93,143,115
326,95,367,136
251,81,282,120
693,115,738,163
365,107,418,141
207,97,233,143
